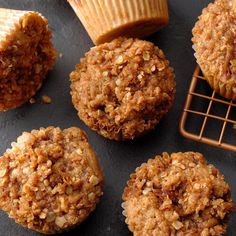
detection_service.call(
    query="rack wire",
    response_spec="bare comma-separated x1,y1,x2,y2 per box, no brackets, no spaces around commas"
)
179,66,236,152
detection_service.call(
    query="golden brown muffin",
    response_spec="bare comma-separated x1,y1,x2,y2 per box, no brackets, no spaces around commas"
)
192,0,236,100
70,37,175,141
122,152,234,236
0,8,56,111
0,127,103,234
68,0,169,45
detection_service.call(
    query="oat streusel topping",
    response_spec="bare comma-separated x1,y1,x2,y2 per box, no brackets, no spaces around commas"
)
123,152,234,236
70,37,175,140
0,10,56,111
0,127,103,234
192,0,236,99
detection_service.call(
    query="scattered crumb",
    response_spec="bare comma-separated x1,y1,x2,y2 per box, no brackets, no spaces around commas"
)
29,98,36,104
42,95,52,104
59,53,63,59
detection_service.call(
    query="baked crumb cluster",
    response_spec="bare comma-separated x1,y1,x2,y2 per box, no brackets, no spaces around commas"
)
123,152,234,236
70,37,175,140
0,127,103,234
192,0,236,99
0,10,56,111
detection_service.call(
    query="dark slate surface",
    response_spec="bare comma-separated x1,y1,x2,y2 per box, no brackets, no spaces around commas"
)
0,0,235,235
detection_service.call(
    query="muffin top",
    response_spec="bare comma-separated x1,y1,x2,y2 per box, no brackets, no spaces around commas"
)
192,0,236,85
0,127,103,234
70,37,175,140
123,152,234,236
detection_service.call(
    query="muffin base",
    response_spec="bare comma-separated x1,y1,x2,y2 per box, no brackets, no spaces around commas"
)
203,69,236,101
96,18,168,45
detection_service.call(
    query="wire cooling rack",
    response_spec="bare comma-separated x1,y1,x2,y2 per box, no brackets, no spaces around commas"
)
179,66,236,152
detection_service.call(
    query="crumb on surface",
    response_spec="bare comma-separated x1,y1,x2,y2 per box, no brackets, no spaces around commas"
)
29,98,36,104
42,95,52,104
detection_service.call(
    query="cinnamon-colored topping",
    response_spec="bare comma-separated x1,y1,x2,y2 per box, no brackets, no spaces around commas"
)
0,9,56,111
0,127,103,234
70,37,175,140
192,0,236,99
123,152,234,236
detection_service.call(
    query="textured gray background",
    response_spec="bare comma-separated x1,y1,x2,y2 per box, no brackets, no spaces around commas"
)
0,0,235,235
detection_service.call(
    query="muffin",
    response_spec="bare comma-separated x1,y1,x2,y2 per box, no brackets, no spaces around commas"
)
192,0,236,100
0,127,103,234
122,152,234,236
0,8,56,111
70,37,175,141
68,0,169,45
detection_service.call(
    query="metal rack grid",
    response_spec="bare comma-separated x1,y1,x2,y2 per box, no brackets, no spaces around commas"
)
179,66,236,152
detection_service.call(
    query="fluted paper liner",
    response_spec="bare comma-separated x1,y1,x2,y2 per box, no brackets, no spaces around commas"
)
194,48,236,101
0,8,47,50
68,0,169,45
202,69,236,101
233,0,236,13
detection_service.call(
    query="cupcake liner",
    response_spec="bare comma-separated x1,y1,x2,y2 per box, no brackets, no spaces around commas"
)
193,47,236,101
0,8,26,38
201,67,236,101
121,202,127,217
0,8,46,49
68,0,169,45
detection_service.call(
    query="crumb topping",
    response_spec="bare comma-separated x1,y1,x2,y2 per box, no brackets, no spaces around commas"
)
70,37,175,140
0,11,56,111
123,152,234,236
0,127,103,234
192,0,236,85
